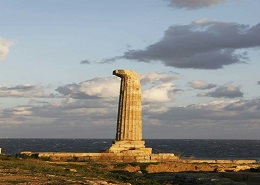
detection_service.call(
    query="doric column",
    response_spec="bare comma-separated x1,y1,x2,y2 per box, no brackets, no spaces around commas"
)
113,70,142,141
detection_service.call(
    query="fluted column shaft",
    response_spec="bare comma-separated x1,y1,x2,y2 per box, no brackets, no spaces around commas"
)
114,70,142,141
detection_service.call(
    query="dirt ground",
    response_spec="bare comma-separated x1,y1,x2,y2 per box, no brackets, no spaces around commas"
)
0,156,259,185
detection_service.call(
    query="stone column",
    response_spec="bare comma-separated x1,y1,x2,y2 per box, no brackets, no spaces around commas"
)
114,69,142,141
106,69,152,154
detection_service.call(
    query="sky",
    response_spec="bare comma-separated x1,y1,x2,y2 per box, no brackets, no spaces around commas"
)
0,0,260,139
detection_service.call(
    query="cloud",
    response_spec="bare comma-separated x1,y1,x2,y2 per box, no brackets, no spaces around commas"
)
30,98,116,119
0,83,49,98
0,37,12,61
141,72,178,85
56,72,179,104
143,83,176,103
188,80,217,90
146,99,260,125
224,99,260,111
0,95,122,138
140,99,260,139
80,59,91,64
257,81,260,85
2,106,32,118
197,84,243,98
107,20,260,69
56,77,120,99
0,98,118,130
1,94,260,138
167,0,227,9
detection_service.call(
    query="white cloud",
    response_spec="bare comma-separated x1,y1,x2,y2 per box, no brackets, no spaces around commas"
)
56,77,120,99
194,99,238,111
56,72,179,104
188,80,217,90
143,82,175,103
13,107,32,116
0,37,12,61
79,78,119,98
143,104,169,114
167,0,227,9
141,72,178,85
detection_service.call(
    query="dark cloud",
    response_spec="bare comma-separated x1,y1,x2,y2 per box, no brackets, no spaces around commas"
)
107,20,260,69
30,98,117,119
224,99,260,111
56,83,81,96
80,59,91,64
167,0,227,9
142,99,260,139
0,84,48,98
188,80,217,90
140,99,260,138
2,84,35,91
197,84,243,98
257,81,260,85
145,99,260,123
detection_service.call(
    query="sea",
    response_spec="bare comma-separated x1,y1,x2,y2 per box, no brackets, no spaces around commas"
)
0,139,259,162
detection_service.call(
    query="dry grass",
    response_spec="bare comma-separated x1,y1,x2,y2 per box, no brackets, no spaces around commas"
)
0,155,161,185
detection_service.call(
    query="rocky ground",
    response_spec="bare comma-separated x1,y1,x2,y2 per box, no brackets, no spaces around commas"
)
0,155,259,185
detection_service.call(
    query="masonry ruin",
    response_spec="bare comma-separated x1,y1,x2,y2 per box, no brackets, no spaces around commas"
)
105,70,152,155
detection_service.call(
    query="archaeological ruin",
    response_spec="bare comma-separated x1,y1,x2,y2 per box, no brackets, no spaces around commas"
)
105,70,152,155
21,69,177,162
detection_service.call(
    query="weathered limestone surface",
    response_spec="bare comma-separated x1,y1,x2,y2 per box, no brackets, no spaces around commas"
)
114,70,142,141
106,70,152,154
20,152,179,163
181,159,257,164
20,151,257,164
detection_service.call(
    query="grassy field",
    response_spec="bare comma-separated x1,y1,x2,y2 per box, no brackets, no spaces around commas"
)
1,154,259,185
0,154,160,185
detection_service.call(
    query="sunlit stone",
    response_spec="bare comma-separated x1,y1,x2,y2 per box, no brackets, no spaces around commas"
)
106,69,152,154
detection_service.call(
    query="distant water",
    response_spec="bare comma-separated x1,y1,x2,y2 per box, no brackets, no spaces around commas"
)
0,139,259,161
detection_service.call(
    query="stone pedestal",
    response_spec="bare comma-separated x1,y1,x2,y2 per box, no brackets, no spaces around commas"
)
107,141,152,155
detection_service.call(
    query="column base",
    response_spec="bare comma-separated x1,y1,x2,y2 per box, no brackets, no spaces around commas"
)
104,140,152,155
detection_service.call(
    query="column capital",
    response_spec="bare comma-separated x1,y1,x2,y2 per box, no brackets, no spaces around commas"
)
113,69,140,79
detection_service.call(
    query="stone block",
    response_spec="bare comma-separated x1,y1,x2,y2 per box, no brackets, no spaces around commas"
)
216,160,233,163
185,160,217,163
233,160,257,164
